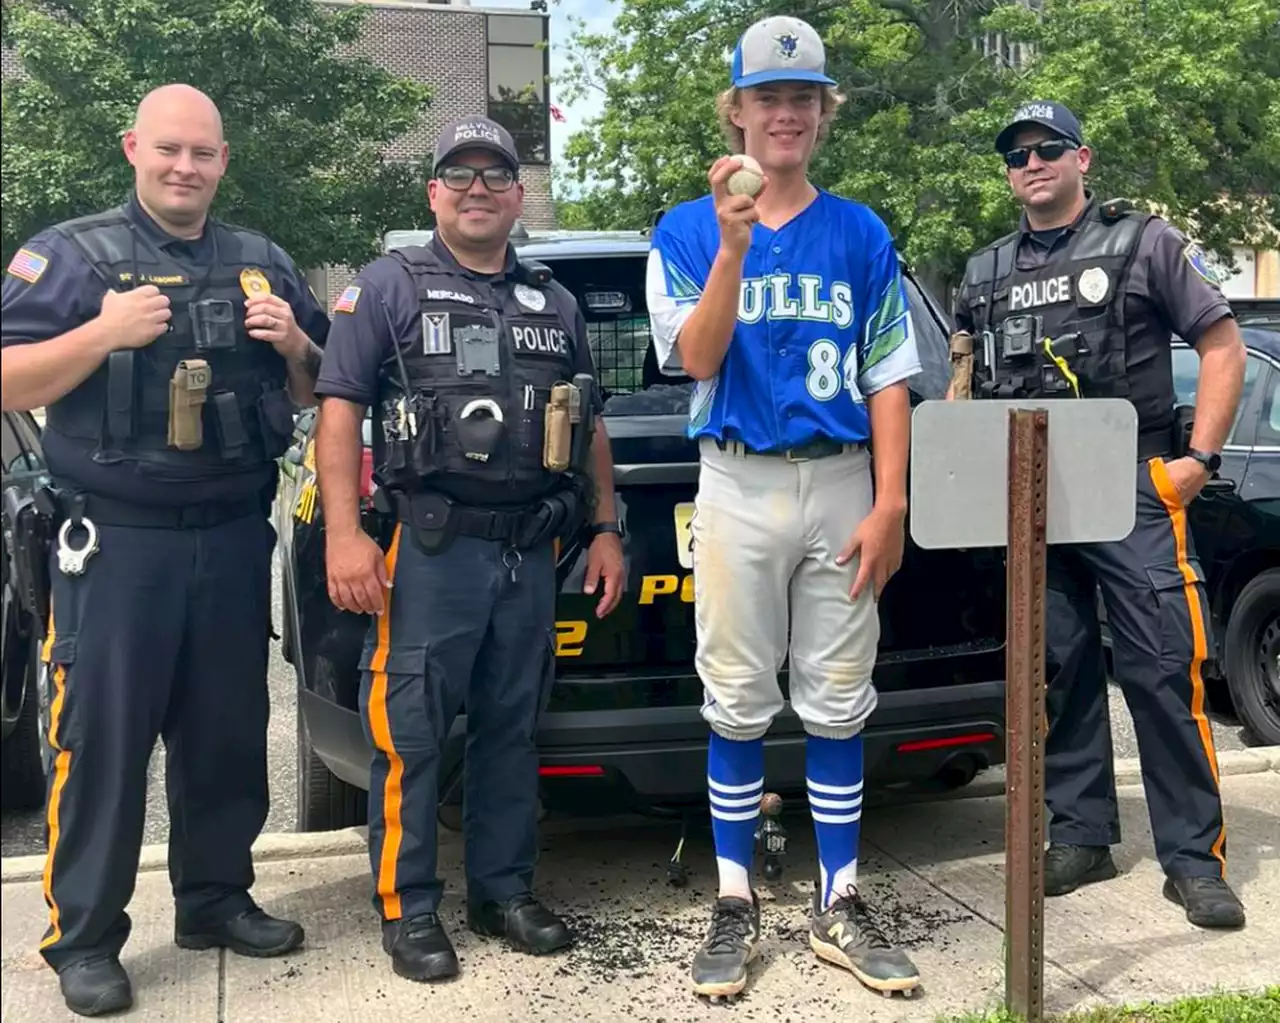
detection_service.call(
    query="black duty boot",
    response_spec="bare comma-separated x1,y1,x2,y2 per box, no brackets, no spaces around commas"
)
175,906,305,958
57,955,133,1018
382,913,460,982
1044,843,1118,896
1163,876,1246,929
689,892,761,1000
468,893,573,955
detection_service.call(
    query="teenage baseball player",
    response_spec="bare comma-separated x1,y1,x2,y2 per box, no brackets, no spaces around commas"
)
645,14,924,1001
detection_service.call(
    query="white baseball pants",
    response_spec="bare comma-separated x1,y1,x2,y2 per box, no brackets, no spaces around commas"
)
689,437,881,742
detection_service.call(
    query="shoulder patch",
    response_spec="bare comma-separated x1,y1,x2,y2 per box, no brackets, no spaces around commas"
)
7,247,49,284
1182,242,1224,289
334,284,361,314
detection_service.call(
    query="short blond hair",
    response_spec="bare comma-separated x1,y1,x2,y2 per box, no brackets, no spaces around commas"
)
714,84,845,154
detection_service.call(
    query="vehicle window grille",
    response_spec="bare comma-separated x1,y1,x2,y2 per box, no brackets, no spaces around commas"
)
586,316,649,397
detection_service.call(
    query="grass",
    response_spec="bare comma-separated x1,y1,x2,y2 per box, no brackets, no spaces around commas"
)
946,987,1280,1023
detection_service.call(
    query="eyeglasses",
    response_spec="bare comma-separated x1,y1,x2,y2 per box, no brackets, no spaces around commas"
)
438,165,517,192
1004,139,1079,169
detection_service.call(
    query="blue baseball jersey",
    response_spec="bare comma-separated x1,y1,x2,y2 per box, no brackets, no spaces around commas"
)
646,189,921,449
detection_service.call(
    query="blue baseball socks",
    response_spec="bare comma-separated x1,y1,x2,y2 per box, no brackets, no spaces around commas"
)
806,733,865,909
707,731,764,899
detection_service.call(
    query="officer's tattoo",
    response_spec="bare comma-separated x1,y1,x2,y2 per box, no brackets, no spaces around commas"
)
296,340,323,380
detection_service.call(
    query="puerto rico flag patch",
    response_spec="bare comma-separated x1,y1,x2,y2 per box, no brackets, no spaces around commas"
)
334,284,361,313
6,247,48,284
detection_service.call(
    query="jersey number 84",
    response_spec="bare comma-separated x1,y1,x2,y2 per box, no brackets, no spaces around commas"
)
806,338,863,403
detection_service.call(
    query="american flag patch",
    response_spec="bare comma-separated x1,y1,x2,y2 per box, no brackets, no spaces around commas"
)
6,247,48,284
334,284,361,314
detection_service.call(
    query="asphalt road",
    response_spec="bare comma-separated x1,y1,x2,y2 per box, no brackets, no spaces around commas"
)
0,542,1257,859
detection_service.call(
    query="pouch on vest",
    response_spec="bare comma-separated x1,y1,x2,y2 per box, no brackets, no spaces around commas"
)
455,397,505,464
168,359,211,451
256,386,296,460
544,383,573,471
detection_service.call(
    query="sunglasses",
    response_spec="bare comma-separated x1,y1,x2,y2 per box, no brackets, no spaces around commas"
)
438,164,517,192
1004,139,1079,169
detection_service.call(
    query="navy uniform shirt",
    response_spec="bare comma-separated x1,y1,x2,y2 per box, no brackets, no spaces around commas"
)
316,233,602,503
1,192,331,506
953,195,1234,350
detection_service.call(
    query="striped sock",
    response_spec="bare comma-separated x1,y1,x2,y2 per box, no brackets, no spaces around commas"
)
707,731,764,900
806,733,865,910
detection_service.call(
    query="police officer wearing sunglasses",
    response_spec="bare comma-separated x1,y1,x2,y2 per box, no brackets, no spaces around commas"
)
312,115,625,982
952,101,1249,930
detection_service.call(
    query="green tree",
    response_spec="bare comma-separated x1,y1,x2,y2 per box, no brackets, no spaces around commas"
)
555,0,1280,288
1,0,436,271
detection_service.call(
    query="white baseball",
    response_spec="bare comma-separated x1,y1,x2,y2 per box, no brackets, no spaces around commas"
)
726,155,763,197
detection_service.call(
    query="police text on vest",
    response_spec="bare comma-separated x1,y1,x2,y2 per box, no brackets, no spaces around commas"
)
512,325,568,355
1010,275,1071,311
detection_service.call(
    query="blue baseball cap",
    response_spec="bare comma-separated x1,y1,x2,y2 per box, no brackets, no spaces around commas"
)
730,16,837,89
995,101,1084,154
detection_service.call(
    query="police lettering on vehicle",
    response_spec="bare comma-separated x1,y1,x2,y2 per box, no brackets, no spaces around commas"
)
512,323,569,356
1009,274,1071,311
738,274,854,327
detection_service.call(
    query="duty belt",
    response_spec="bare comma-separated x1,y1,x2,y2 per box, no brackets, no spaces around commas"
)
41,486,264,530
714,437,862,462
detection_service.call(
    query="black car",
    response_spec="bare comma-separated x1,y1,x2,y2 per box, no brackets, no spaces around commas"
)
277,227,1011,839
1172,301,1280,745
0,409,52,811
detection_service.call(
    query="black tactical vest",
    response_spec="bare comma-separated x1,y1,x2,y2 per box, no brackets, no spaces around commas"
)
374,244,587,509
44,207,295,479
958,200,1171,440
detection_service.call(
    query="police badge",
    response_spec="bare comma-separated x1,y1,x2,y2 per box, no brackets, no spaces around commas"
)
514,284,546,312
1077,266,1110,306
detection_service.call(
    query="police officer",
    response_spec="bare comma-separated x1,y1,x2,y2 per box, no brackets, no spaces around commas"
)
952,101,1249,929
313,115,625,983
0,83,330,1016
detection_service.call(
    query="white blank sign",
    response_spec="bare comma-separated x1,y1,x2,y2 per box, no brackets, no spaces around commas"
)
909,398,1139,550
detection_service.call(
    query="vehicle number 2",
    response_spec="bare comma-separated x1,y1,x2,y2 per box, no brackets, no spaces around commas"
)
806,338,862,402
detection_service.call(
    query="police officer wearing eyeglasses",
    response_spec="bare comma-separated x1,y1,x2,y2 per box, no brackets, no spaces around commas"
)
951,101,1249,930
312,116,625,983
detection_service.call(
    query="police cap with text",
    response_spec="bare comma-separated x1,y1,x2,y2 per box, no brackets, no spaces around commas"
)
433,115,520,175
995,100,1084,155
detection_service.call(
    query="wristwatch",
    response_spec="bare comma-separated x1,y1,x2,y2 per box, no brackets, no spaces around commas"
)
588,521,622,538
1187,448,1222,474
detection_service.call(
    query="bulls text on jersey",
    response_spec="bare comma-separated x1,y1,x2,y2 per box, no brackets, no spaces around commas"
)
738,273,854,327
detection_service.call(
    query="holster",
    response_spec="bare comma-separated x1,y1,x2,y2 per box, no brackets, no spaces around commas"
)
948,330,974,400
1,482,56,627
1171,405,1195,459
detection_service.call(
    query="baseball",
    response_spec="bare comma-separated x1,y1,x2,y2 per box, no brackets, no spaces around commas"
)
726,155,764,197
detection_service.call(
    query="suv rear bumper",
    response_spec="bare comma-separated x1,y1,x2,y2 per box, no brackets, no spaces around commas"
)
301,679,1006,817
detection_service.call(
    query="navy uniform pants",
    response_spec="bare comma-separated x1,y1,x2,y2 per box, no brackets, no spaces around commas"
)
360,523,557,926
38,505,275,971
1044,456,1226,879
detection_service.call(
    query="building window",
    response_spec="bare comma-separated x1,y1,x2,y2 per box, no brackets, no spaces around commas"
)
487,14,549,165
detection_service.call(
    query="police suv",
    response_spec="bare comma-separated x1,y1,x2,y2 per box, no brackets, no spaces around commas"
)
274,225,1011,845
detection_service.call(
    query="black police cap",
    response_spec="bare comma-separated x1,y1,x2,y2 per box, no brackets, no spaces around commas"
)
432,116,520,175
995,101,1084,154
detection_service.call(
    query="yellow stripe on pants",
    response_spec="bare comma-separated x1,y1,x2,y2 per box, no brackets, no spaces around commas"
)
1148,458,1226,871
365,524,406,919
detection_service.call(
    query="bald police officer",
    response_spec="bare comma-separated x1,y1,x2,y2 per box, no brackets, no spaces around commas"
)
952,101,1249,929
0,84,329,1016
313,116,625,984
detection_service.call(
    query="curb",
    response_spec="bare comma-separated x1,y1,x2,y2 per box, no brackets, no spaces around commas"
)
4,747,1277,885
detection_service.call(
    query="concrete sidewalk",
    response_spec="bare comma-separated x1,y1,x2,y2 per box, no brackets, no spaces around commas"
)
3,749,1277,1022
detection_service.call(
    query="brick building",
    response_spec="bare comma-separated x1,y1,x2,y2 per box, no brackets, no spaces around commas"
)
1,0,557,307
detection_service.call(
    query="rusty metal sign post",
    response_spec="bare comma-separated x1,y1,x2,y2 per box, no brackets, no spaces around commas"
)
1003,408,1049,1020
909,397,1137,1023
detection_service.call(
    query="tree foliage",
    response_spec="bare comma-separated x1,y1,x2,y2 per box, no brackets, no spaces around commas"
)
555,0,1280,285
1,0,436,270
